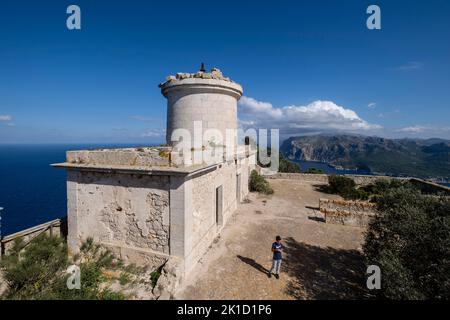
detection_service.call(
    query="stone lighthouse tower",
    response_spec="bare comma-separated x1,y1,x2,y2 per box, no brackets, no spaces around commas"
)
159,65,243,151
54,65,256,290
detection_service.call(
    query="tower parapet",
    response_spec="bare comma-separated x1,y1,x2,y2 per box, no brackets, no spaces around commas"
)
160,67,243,150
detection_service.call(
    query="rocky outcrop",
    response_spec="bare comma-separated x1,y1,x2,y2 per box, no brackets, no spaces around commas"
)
0,270,7,296
153,257,184,300
280,134,450,178
159,67,234,87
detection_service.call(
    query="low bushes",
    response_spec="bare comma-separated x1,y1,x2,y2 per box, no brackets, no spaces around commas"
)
278,155,301,173
322,175,366,200
323,175,411,201
256,147,301,173
249,170,274,194
364,187,450,299
304,168,324,174
0,235,151,300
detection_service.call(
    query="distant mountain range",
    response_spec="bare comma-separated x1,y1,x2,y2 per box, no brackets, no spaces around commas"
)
280,135,450,179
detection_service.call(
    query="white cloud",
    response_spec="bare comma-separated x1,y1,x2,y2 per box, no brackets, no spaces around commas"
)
0,115,12,121
141,128,166,137
394,61,423,71
396,125,450,134
131,115,157,122
238,96,382,135
396,125,428,133
368,102,377,109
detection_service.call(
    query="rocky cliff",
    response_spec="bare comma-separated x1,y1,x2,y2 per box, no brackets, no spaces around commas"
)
280,135,450,178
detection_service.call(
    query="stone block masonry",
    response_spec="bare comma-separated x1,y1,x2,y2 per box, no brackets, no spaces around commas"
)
66,170,171,269
319,198,377,227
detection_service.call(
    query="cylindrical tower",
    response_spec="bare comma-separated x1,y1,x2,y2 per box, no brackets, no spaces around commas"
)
159,66,243,149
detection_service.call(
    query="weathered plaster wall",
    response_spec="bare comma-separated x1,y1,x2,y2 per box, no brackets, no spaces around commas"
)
184,155,255,275
185,162,236,274
68,170,170,267
239,154,254,199
65,152,255,277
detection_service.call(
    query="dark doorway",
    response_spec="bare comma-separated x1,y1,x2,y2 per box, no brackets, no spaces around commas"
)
215,185,223,226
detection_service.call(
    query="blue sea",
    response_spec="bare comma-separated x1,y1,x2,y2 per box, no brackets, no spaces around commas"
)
0,144,144,236
293,160,372,175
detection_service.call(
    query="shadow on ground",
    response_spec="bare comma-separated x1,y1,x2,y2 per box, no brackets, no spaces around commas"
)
313,184,334,195
237,255,270,275
307,216,325,223
283,237,371,299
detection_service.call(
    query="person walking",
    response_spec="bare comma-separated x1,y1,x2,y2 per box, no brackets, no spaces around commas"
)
268,235,283,279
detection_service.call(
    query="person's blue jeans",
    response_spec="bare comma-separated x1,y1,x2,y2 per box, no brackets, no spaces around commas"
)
270,259,282,275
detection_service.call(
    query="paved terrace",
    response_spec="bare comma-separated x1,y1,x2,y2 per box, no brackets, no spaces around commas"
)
176,178,371,300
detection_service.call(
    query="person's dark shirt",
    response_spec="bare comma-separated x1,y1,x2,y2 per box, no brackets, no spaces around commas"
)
272,242,282,260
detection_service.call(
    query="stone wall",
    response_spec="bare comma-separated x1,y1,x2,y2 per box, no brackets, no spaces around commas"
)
67,147,171,167
68,170,170,268
265,172,397,186
409,178,450,195
265,173,329,183
238,155,252,200
185,158,248,275
319,198,377,227
160,70,243,147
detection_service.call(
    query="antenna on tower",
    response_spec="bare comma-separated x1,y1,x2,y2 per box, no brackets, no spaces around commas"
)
199,62,206,72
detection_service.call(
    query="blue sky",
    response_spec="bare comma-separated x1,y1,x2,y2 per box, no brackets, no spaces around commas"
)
1,0,449,143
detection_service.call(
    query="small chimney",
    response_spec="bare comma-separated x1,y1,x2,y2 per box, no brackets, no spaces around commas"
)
199,62,206,73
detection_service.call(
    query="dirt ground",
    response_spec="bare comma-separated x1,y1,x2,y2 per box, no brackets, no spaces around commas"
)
176,178,371,300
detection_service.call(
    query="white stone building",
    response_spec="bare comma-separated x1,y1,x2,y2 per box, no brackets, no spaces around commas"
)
53,66,256,280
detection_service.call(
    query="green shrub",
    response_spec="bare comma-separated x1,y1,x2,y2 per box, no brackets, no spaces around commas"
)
256,146,300,173
322,176,407,200
327,175,356,194
305,168,324,174
150,264,164,288
344,187,370,200
278,155,301,173
0,234,68,299
58,238,124,300
249,170,274,194
363,187,450,299
0,235,129,300
359,178,408,197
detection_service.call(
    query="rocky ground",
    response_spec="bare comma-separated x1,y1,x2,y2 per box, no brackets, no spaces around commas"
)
0,270,7,297
176,178,371,300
